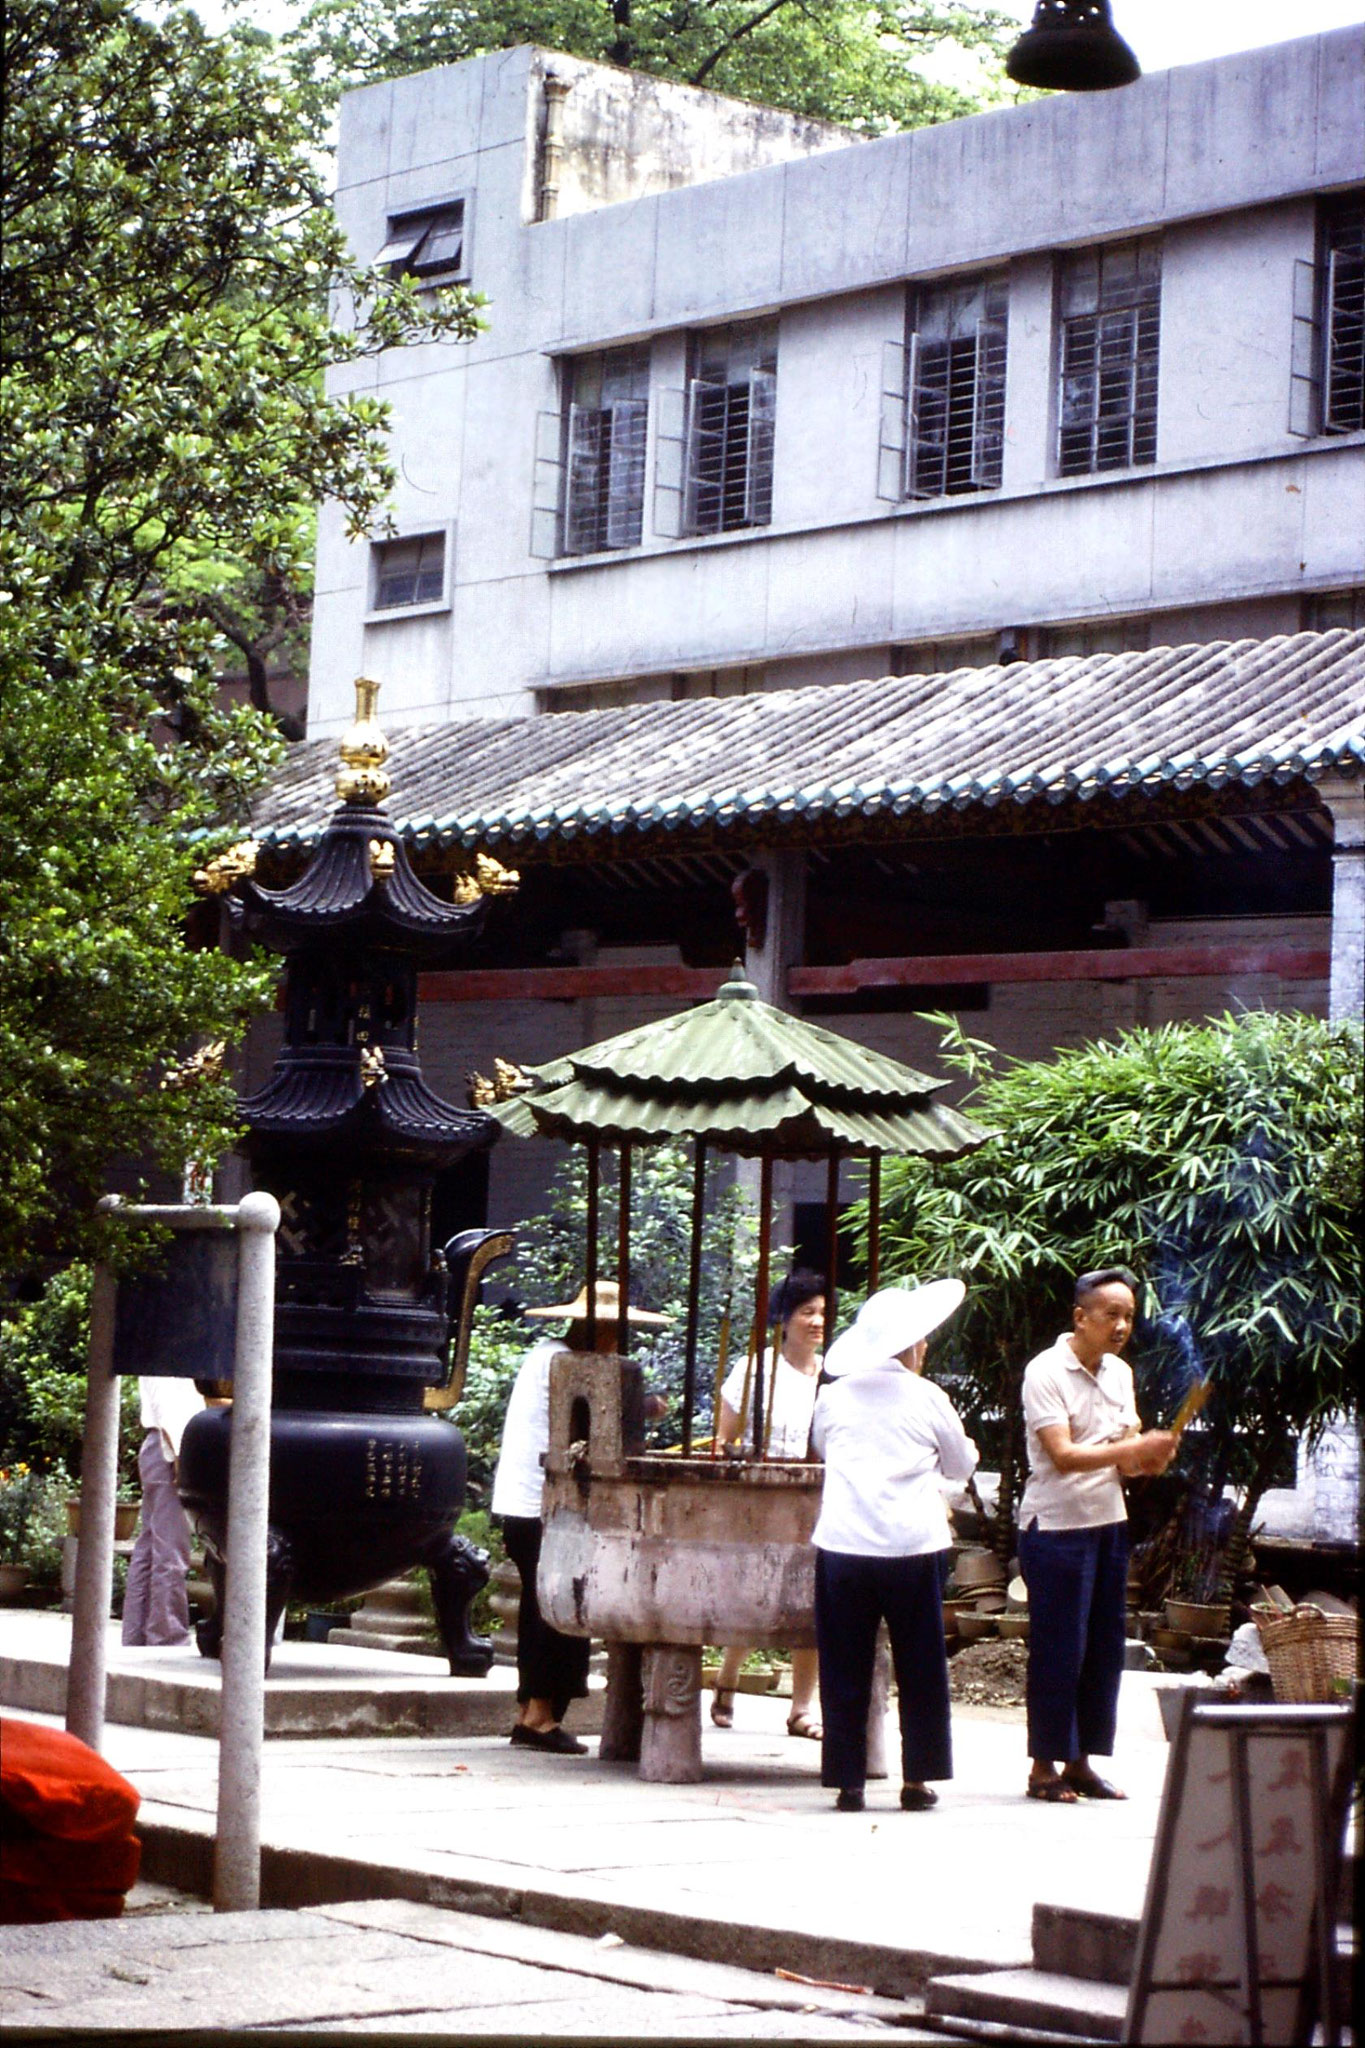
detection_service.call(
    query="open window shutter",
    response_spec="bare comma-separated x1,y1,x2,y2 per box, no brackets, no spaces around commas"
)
564,404,604,554
652,386,687,538
876,339,909,502
529,409,565,559
743,368,776,526
908,334,950,498
410,207,464,278
605,398,647,549
686,378,728,535
970,311,1007,488
373,224,427,270
1289,257,1323,438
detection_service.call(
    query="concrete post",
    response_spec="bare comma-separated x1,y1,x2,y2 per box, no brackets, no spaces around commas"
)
65,1265,121,1752
213,1191,279,1913
1318,775,1365,1021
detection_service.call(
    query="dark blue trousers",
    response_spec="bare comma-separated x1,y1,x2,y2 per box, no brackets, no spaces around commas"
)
815,1548,953,1792
1018,1518,1128,1763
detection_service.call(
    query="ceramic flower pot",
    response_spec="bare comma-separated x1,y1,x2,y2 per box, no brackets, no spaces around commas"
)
64,1500,140,1541
0,1562,31,1600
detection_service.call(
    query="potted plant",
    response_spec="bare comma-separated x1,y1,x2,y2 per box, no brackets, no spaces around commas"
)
1162,1538,1231,1640
64,1490,140,1542
0,1465,48,1596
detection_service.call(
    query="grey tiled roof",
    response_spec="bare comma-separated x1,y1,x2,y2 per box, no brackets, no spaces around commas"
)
251,630,1365,853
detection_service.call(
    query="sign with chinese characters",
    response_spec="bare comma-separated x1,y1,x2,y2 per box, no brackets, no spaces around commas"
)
1125,1701,1352,2045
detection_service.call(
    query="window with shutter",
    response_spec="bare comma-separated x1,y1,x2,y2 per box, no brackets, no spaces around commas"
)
1057,239,1160,476
887,277,1007,503
1323,192,1364,436
549,347,650,557
680,321,778,535
375,197,469,286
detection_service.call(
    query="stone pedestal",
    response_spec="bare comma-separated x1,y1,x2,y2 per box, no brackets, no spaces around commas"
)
339,1574,440,1655
599,1643,644,1761
641,1645,704,1783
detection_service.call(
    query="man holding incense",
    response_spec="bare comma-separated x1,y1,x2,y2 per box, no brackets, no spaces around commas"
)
1018,1266,1176,1803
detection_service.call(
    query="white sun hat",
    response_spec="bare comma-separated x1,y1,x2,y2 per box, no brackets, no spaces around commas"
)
822,1279,966,1378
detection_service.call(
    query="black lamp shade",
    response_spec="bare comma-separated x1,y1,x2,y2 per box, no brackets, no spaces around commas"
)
1006,1,1141,91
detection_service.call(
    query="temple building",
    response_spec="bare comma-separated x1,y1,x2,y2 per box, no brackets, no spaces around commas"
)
245,30,1364,1542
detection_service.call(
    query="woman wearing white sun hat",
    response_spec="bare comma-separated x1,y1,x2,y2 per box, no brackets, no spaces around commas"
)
811,1279,978,1814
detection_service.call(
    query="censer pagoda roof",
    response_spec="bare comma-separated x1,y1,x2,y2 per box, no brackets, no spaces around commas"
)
496,968,988,1160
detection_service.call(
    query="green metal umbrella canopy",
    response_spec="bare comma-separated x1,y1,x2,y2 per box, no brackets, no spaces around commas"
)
497,966,988,1161
497,967,988,1459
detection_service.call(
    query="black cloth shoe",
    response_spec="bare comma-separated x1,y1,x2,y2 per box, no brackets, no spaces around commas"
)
899,1784,938,1810
510,1724,587,1755
835,1788,865,1812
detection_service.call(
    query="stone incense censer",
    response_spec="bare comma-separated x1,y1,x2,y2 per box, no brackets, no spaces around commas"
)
497,970,987,1779
179,681,514,1669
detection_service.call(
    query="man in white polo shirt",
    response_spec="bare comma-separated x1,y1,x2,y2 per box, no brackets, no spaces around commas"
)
1018,1267,1175,1802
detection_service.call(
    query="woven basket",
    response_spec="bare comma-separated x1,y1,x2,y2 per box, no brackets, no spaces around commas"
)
1254,1604,1359,1704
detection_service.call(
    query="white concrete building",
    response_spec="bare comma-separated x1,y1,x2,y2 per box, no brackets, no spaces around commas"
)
310,30,1364,734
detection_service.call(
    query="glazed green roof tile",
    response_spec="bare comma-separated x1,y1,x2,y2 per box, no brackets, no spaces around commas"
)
246,630,1365,855
494,970,988,1160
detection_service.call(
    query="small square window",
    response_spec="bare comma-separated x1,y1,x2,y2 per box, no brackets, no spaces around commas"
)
376,198,468,285
372,533,446,611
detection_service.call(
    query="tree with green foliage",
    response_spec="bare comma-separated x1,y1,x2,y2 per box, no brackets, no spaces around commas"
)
287,0,1015,134
856,1012,1362,1595
0,0,484,1284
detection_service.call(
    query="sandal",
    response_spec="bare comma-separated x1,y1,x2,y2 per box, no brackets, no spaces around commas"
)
1061,1768,1126,1800
787,1712,822,1740
710,1688,735,1729
1026,1776,1079,1802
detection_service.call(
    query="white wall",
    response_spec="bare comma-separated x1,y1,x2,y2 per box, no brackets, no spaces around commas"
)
310,30,1365,732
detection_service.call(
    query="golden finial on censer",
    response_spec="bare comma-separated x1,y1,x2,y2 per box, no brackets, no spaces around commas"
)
336,677,391,807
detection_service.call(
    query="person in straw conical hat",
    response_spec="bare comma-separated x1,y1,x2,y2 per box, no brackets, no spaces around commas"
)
491,1280,669,1755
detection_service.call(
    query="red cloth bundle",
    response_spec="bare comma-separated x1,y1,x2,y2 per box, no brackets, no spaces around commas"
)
0,1717,142,1922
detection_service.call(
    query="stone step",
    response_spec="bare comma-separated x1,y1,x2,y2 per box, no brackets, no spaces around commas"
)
926,1965,1127,2042
1031,1902,1137,1985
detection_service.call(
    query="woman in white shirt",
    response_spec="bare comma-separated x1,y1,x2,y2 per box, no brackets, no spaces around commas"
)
710,1269,826,1738
811,1281,978,1813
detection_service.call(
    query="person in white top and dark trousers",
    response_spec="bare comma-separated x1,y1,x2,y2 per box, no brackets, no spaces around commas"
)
491,1281,669,1755
1018,1266,1176,1803
811,1280,978,1814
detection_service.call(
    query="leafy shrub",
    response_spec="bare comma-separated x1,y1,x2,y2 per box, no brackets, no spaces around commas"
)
0,1265,142,1484
0,1464,67,1584
853,1011,1362,1591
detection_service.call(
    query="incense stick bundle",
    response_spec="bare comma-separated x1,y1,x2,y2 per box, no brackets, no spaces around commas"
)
1168,1378,1210,1441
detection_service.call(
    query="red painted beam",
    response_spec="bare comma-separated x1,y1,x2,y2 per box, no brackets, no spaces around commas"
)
417,945,1330,1003
419,964,723,1002
789,944,1331,993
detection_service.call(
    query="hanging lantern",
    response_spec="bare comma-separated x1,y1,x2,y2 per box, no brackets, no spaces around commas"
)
1006,0,1141,91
